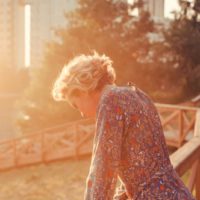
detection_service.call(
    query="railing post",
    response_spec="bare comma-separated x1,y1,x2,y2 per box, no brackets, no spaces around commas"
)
196,161,200,200
194,110,200,200
194,110,200,138
188,160,199,191
178,110,184,147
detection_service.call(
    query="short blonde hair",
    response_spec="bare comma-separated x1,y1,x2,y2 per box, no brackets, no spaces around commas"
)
52,52,116,101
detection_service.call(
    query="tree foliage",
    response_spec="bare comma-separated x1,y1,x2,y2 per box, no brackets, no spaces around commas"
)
16,0,200,134
16,0,156,133
162,0,200,97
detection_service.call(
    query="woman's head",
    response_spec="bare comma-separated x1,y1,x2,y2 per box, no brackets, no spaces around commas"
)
52,52,116,117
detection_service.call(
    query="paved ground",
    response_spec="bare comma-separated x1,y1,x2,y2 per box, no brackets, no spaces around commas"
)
0,157,90,200
0,154,191,200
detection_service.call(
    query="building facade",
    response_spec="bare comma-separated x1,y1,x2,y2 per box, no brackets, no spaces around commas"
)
145,0,165,18
29,0,76,68
0,0,15,68
0,0,76,69
0,0,25,68
129,0,165,18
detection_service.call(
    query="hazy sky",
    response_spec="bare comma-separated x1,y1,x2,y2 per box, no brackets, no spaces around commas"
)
164,0,180,18
128,0,181,18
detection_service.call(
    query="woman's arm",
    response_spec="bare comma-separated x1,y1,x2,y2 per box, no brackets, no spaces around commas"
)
84,95,124,200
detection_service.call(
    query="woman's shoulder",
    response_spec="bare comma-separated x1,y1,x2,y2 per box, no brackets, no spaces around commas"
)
96,85,129,118
103,83,139,98
99,84,136,106
100,83,153,111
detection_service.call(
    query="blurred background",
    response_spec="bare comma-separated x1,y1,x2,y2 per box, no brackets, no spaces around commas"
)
0,0,200,140
0,1,200,199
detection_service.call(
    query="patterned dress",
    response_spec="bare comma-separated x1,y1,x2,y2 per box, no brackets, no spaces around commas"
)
84,84,195,200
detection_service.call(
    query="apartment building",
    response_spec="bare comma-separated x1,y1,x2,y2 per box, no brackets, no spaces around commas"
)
0,0,25,68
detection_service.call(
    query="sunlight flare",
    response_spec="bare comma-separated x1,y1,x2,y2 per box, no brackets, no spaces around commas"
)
25,4,31,67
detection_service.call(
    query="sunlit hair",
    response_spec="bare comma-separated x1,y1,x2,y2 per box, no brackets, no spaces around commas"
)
52,52,116,101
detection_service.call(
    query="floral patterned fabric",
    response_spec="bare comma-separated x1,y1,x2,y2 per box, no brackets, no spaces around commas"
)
84,85,195,200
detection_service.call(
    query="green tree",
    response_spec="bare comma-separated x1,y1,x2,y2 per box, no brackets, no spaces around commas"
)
16,0,155,133
141,0,200,102
162,0,200,98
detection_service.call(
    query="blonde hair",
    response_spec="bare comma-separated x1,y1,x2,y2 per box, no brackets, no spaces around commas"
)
52,52,116,101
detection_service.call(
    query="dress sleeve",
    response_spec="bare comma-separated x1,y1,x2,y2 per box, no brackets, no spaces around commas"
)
84,96,124,200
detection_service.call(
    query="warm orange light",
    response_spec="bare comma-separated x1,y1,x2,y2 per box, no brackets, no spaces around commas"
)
25,5,31,67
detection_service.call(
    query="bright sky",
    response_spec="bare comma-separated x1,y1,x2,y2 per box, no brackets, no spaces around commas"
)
164,0,181,18
128,0,181,18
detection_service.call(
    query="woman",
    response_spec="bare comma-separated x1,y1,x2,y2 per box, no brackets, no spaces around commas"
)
52,53,195,200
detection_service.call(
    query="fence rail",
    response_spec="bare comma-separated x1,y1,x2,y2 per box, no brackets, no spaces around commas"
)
0,118,95,171
0,104,199,171
170,110,200,199
0,104,200,198
156,103,198,147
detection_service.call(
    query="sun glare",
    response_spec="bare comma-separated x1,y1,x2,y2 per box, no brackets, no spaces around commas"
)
128,0,181,19
25,5,31,67
164,0,181,18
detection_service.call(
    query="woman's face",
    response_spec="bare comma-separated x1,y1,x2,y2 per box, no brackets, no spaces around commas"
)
69,91,97,118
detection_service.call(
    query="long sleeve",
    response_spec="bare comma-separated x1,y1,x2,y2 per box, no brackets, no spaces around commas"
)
84,95,124,200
